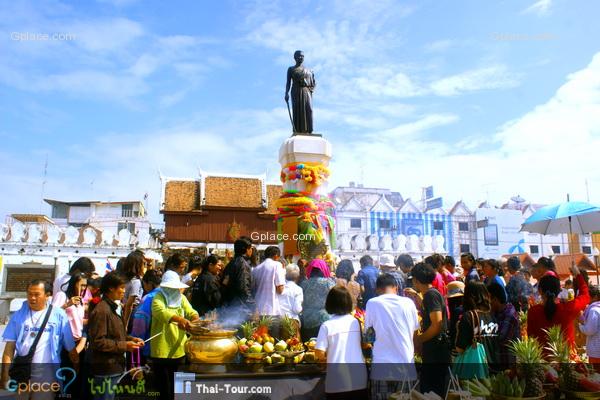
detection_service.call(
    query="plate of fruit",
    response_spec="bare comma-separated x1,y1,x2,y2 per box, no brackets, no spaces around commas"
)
238,339,269,359
275,337,304,355
304,338,317,350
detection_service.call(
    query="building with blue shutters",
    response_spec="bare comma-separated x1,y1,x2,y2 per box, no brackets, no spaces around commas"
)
331,183,478,263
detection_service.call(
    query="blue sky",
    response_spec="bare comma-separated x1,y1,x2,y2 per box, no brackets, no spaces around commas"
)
1,0,600,225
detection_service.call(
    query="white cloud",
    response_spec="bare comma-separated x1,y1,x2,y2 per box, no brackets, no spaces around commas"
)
331,52,600,208
430,65,520,96
0,7,221,106
424,39,456,53
68,18,144,53
521,0,552,16
377,114,460,139
40,70,148,100
353,66,425,98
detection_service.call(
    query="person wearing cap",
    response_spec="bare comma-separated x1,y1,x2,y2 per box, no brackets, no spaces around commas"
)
446,280,464,346
379,254,405,295
151,268,200,400
505,256,533,312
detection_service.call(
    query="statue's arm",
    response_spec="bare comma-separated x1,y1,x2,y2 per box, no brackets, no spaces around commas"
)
285,67,292,101
310,70,316,92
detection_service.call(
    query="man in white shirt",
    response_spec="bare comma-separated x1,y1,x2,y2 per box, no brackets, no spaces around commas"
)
366,273,420,400
278,263,303,323
252,246,286,316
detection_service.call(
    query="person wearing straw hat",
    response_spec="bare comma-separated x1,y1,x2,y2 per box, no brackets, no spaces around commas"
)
151,269,199,400
379,254,405,295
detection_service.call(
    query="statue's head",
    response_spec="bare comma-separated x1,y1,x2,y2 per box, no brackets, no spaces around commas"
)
294,50,304,64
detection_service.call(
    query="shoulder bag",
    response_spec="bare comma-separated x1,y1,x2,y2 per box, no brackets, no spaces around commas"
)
451,310,489,380
9,305,53,383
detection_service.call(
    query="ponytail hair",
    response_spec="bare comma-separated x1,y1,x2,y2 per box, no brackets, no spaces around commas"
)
539,275,561,321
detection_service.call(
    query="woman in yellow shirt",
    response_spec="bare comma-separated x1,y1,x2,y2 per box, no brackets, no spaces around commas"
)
151,269,199,400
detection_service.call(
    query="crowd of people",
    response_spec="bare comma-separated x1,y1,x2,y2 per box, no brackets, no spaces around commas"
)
1,235,599,400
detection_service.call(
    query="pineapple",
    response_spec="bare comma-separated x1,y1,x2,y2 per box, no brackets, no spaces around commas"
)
509,337,546,397
240,321,256,340
256,316,273,336
519,311,528,338
281,315,297,340
544,326,579,391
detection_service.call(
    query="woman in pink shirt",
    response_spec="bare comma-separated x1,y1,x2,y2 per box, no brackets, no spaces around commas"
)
425,254,449,296
52,272,88,396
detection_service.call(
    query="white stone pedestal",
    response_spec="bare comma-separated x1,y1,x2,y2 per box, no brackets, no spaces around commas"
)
279,135,332,195
279,135,332,166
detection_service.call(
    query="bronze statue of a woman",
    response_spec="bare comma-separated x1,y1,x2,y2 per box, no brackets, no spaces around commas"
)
285,50,316,134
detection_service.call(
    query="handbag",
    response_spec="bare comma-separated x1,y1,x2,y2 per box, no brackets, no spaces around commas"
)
9,305,53,383
452,310,489,380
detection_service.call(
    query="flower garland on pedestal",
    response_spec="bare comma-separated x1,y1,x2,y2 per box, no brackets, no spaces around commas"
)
275,161,336,258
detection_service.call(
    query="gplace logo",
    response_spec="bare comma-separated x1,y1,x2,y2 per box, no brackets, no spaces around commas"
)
7,367,77,395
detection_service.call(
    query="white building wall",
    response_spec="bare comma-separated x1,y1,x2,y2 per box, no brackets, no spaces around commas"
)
68,206,91,224
94,204,123,219
475,208,525,259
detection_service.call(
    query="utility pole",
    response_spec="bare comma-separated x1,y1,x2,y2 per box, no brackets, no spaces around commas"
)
40,154,48,214
586,179,590,202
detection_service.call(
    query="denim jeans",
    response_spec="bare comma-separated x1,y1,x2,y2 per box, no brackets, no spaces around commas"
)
91,374,121,400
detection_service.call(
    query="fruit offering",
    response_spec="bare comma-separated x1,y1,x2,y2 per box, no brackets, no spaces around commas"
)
264,353,285,364
274,340,288,352
304,338,317,351
507,337,546,397
461,378,491,397
545,326,600,393
286,336,304,352
490,373,526,398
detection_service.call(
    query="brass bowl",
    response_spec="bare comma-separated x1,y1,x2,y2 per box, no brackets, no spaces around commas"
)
185,329,238,364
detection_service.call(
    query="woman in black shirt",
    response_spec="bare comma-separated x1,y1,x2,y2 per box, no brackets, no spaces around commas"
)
191,255,224,316
455,281,499,368
412,262,451,397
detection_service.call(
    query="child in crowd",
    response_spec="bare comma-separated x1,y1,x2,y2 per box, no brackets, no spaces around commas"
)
315,286,368,399
559,279,575,302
